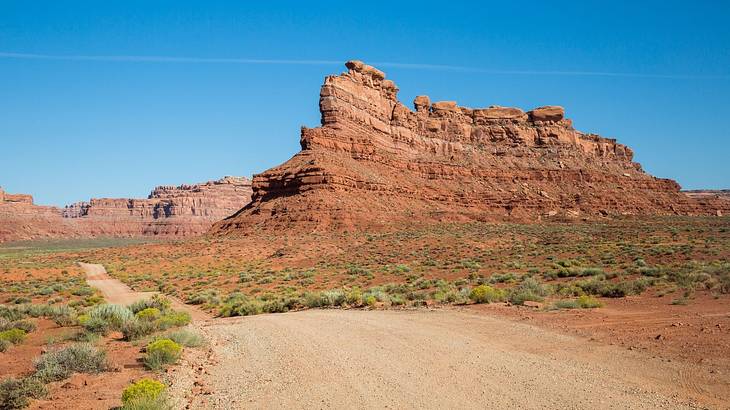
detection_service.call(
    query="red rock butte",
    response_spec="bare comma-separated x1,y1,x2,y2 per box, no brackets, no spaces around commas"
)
212,60,730,233
0,176,252,242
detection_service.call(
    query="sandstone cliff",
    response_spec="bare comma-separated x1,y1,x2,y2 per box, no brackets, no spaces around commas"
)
0,177,252,242
212,60,730,233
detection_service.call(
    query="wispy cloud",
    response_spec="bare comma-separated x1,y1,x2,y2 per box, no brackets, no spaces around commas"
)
1,51,727,80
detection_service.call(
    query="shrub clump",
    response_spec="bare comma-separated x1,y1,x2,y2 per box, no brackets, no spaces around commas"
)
0,329,27,345
0,377,47,410
509,278,548,305
121,378,167,409
129,295,171,315
144,339,182,371
34,343,107,383
553,295,603,310
469,285,506,304
160,329,204,348
135,308,161,321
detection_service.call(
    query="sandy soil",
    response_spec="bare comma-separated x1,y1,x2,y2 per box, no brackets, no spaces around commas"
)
179,308,724,410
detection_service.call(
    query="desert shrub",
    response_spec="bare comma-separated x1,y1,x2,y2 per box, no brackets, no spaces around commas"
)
553,295,602,309
186,290,220,306
156,311,191,330
144,339,181,370
121,378,166,408
0,329,27,345
219,299,262,317
469,285,506,304
34,344,107,383
508,277,548,305
160,329,203,348
389,295,406,306
121,319,158,341
0,340,10,352
488,273,517,284
129,295,171,314
320,290,346,307
345,289,363,306
0,377,47,410
0,320,35,334
135,308,161,321
364,295,377,306
88,304,134,329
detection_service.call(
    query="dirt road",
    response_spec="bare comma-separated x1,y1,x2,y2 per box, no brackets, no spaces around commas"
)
79,263,722,409
185,309,722,410
79,262,209,321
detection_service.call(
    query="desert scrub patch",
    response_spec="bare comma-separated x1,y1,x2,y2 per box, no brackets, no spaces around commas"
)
87,303,134,329
34,343,107,383
469,285,506,304
0,328,27,345
553,296,603,309
0,377,47,410
0,319,35,334
159,329,204,348
508,277,548,305
121,378,167,409
144,339,182,371
135,308,161,321
129,295,171,314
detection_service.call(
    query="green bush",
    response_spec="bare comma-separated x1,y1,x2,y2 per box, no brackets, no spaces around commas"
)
135,308,161,321
0,377,47,410
160,329,204,348
144,339,182,371
156,311,191,330
129,295,171,314
469,285,506,304
87,304,134,330
121,319,158,341
576,295,602,308
0,320,35,334
553,296,602,309
0,329,27,344
0,340,10,353
345,289,363,306
34,343,107,383
509,278,548,305
121,378,166,407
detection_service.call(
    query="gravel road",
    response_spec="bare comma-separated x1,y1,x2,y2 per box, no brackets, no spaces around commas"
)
183,308,715,410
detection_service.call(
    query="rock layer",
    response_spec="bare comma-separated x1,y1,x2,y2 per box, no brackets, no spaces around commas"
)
212,60,730,233
0,177,252,242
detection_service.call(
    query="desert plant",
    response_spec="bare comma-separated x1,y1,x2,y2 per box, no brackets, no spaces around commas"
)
0,377,47,410
121,319,158,341
160,329,204,348
0,320,35,334
135,308,161,321
34,343,107,383
0,340,10,353
87,304,134,329
509,277,548,305
129,295,171,314
469,285,506,304
156,311,191,330
121,379,167,409
144,339,182,370
0,329,27,345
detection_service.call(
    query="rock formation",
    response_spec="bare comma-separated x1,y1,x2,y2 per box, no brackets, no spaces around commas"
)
212,60,730,233
0,177,252,242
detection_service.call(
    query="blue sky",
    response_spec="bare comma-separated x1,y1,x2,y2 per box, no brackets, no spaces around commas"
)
1,1,728,206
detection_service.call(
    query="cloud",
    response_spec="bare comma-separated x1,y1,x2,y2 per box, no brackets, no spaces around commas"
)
1,51,727,80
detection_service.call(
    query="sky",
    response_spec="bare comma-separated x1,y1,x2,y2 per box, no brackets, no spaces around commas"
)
1,1,729,206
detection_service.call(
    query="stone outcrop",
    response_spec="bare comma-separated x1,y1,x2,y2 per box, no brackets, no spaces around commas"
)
0,177,252,242
212,60,730,233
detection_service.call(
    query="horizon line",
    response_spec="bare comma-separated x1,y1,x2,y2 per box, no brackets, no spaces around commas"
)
1,51,728,80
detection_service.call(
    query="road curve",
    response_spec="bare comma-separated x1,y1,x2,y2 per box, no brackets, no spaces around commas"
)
185,308,719,410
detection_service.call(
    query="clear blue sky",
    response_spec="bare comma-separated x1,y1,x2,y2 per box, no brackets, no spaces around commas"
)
1,1,729,206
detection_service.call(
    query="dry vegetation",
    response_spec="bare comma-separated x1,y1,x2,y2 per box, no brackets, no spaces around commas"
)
1,216,729,408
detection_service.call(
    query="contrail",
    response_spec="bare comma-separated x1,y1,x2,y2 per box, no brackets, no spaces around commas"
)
1,51,727,80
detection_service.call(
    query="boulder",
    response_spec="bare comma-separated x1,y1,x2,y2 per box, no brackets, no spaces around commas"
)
528,106,565,122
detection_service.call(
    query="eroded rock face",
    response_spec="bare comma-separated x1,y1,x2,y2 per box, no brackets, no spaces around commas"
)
0,177,252,242
212,60,730,233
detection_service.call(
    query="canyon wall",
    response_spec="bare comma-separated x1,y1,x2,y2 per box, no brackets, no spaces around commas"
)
0,177,252,242
212,60,730,233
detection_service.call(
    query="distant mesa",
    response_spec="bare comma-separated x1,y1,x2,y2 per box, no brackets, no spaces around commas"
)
211,60,730,233
0,177,252,242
